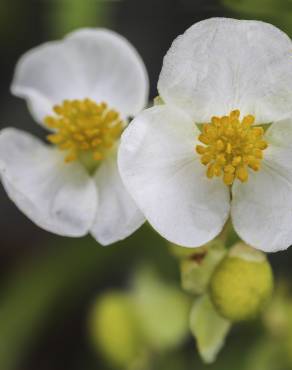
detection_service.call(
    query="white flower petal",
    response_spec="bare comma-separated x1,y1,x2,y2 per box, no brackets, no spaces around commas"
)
90,151,145,245
231,118,292,252
11,28,149,125
158,18,292,123
118,105,230,247
0,128,97,236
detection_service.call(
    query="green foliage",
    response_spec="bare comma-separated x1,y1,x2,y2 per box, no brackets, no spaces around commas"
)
0,0,30,48
245,284,292,370
45,0,111,38
89,266,191,368
223,0,292,37
190,295,231,364
0,237,102,370
0,224,170,370
132,267,191,351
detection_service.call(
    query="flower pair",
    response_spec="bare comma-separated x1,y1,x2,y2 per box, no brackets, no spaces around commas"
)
2,18,292,252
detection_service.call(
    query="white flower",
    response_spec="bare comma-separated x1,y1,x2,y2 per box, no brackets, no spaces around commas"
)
118,18,292,252
0,28,149,245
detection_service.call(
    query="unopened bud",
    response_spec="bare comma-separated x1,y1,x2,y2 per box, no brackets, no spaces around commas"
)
89,292,143,368
210,243,274,322
178,242,226,295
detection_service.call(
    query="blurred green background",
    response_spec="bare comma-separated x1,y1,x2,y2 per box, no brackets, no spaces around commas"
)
1,0,292,369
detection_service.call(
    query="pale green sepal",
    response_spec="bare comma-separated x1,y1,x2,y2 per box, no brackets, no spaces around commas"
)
190,294,231,364
180,241,226,295
169,243,206,259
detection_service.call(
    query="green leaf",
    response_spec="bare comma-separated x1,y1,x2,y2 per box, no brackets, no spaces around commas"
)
190,295,231,364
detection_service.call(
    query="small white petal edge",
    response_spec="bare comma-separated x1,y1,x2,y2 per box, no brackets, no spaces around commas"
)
91,150,145,245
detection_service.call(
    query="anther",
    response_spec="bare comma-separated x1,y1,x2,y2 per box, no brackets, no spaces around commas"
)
45,98,123,164
195,110,268,186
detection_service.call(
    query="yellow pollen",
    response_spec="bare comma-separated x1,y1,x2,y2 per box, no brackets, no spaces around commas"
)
195,110,268,186
45,99,124,163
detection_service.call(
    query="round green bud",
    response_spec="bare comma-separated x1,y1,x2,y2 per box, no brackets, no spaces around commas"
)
89,292,143,368
209,243,274,322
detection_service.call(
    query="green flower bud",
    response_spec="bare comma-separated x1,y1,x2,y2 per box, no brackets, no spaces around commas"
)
178,241,226,295
133,267,191,351
210,243,274,322
89,292,143,368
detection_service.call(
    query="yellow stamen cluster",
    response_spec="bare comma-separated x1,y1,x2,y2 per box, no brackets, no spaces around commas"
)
196,110,268,186
45,99,124,163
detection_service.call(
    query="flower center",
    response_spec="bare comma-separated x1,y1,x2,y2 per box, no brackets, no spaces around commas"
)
45,99,124,164
196,110,268,186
